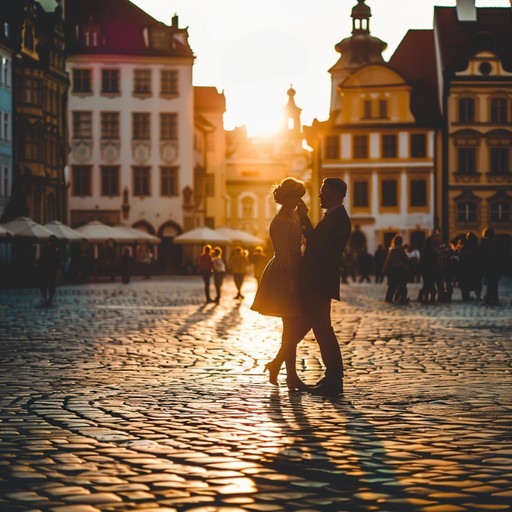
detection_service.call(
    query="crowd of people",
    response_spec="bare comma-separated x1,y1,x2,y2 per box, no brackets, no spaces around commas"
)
341,228,507,306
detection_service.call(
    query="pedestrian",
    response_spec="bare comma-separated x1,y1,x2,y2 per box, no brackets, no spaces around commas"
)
229,246,249,299
212,246,226,303
197,244,214,303
142,247,153,279
383,235,409,304
458,232,481,301
251,178,310,390
251,246,269,286
39,235,60,307
374,244,387,284
418,235,437,304
434,232,452,302
357,247,373,283
407,244,421,283
479,227,503,305
121,248,132,284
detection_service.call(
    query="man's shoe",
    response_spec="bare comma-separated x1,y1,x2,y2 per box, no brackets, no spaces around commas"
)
309,379,343,397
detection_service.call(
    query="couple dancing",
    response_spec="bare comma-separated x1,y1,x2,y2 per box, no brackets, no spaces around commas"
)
251,177,351,397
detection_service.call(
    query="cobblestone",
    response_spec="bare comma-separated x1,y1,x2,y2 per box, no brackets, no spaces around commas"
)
0,276,511,511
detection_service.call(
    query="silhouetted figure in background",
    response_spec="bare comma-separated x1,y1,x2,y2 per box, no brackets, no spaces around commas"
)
229,246,249,299
407,245,421,283
142,247,153,279
374,244,387,284
251,246,269,286
357,247,373,283
418,235,437,304
197,244,214,303
212,246,226,303
434,232,452,302
383,235,409,304
340,248,351,284
39,235,60,306
121,248,132,284
479,227,502,305
458,232,481,301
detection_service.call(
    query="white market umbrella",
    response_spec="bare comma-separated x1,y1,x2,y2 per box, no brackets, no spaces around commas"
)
173,227,231,245
216,227,264,246
115,225,161,245
74,220,137,244
44,220,89,242
0,225,13,238
2,217,54,239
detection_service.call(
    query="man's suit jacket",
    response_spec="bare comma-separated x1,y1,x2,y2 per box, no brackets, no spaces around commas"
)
299,205,352,301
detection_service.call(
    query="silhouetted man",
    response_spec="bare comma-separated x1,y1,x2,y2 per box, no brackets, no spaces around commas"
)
298,178,352,396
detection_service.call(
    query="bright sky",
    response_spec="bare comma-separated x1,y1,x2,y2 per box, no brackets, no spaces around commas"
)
45,0,511,136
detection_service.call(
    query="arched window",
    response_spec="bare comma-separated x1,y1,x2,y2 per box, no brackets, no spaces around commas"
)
458,97,476,123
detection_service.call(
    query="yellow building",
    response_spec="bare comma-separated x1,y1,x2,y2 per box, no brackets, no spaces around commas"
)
305,0,437,253
434,4,512,245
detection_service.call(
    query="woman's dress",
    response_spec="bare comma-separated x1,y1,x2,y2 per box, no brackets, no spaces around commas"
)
250,212,303,317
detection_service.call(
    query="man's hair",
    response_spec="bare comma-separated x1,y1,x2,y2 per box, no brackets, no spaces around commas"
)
323,178,347,198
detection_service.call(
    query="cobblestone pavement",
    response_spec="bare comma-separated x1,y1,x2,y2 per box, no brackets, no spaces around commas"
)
1,276,511,512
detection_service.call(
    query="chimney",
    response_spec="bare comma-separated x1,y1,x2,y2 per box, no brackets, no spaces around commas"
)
456,0,477,22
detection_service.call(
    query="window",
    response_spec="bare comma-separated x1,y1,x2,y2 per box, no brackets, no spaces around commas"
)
490,97,508,124
132,113,150,140
161,69,178,95
84,29,99,47
2,112,8,141
149,26,170,50
241,196,255,218
381,179,397,207
353,135,368,158
19,124,42,161
353,181,369,208
72,69,92,93
458,97,475,123
457,148,476,174
410,179,427,207
160,113,178,141
72,111,92,139
133,69,152,95
489,201,510,223
457,201,477,223
363,100,372,118
18,77,42,105
72,165,92,196
101,112,120,140
160,166,178,196
490,148,510,175
382,134,397,158
101,69,120,94
100,166,120,196
325,136,339,159
379,100,388,118
411,134,426,158
1,57,9,87
133,166,150,196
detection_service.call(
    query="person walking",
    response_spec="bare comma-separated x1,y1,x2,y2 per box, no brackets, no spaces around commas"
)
297,177,352,396
197,244,214,303
39,235,61,307
418,235,437,304
142,247,153,279
251,178,310,391
121,248,132,284
229,246,249,300
383,235,409,304
374,244,387,284
212,246,226,303
479,227,503,305
458,232,481,301
251,246,269,286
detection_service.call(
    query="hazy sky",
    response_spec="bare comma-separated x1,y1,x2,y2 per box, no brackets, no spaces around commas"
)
42,0,510,135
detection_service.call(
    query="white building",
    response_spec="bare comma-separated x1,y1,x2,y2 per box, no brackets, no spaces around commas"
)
65,0,195,257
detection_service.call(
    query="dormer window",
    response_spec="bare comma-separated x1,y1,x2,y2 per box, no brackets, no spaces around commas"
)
148,25,170,50
81,21,101,48
4,22,9,38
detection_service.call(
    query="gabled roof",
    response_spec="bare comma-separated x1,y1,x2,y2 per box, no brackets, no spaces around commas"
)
389,29,441,126
65,0,193,58
434,6,512,73
194,86,226,113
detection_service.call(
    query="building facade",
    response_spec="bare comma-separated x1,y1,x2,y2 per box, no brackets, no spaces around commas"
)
434,4,512,243
306,0,437,253
64,0,196,271
1,0,68,224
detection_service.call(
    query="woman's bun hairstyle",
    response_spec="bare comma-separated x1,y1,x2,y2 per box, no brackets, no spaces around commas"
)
273,178,306,205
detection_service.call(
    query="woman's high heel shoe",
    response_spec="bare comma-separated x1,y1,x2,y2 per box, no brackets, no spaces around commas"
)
286,376,309,391
264,360,280,386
